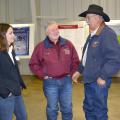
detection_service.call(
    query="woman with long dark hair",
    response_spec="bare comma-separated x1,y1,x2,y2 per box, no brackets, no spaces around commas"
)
0,23,27,120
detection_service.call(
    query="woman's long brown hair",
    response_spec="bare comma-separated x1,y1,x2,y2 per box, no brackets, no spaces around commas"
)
0,23,13,51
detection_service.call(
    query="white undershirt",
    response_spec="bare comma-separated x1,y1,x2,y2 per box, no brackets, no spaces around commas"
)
82,27,99,66
8,46,15,64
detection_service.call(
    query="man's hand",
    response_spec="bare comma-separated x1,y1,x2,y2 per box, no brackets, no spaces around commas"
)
44,76,49,79
97,77,106,86
72,71,80,83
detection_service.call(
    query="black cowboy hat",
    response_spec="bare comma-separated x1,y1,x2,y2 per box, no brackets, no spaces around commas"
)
79,4,110,22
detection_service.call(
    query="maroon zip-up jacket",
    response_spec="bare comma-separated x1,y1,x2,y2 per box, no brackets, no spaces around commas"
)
29,36,79,79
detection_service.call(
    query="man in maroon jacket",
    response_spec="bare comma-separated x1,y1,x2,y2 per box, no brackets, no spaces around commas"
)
29,21,79,120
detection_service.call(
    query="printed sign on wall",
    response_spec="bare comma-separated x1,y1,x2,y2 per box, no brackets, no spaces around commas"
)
13,27,29,56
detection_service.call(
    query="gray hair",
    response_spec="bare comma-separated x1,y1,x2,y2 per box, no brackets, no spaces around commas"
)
45,21,58,32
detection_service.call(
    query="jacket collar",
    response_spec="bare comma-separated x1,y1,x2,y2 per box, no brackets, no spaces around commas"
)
44,36,66,48
95,22,106,36
2,50,16,66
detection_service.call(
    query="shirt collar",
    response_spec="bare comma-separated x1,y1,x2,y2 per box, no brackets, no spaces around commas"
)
44,36,66,48
90,27,99,37
8,45,13,53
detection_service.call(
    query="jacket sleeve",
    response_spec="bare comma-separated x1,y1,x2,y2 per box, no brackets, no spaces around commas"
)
70,43,80,76
77,62,84,74
29,44,44,79
12,50,27,89
100,32,120,80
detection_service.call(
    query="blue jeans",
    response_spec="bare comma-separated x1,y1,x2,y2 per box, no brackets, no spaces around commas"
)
43,76,73,120
83,79,112,120
0,95,27,120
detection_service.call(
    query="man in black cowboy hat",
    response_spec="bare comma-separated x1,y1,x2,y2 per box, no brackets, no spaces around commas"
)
72,4,120,120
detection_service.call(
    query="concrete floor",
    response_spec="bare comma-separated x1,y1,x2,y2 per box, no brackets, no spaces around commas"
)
14,76,120,120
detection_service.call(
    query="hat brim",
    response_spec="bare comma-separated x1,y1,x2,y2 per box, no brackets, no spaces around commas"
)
79,11,110,22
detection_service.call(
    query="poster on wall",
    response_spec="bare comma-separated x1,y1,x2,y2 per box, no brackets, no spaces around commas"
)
11,24,35,59
59,21,89,59
13,27,29,56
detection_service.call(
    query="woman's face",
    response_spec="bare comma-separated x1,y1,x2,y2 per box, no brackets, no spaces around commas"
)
6,27,15,46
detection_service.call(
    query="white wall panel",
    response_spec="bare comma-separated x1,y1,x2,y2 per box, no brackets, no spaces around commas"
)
91,0,101,5
13,0,31,23
116,0,120,20
1,0,120,25
58,0,66,17
107,0,116,20
99,0,110,21
39,0,120,20
73,0,82,20
35,0,41,16
0,0,32,24
40,0,51,16
51,0,58,16
66,0,74,19
0,0,8,22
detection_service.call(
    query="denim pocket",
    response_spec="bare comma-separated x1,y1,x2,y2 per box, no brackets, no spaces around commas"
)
43,78,57,87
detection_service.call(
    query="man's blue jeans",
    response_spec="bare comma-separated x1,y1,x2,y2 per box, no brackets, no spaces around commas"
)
0,95,27,120
43,75,73,120
83,79,112,120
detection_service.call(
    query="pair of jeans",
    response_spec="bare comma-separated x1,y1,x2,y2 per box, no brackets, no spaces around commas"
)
83,79,112,120
43,75,73,120
0,95,27,120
